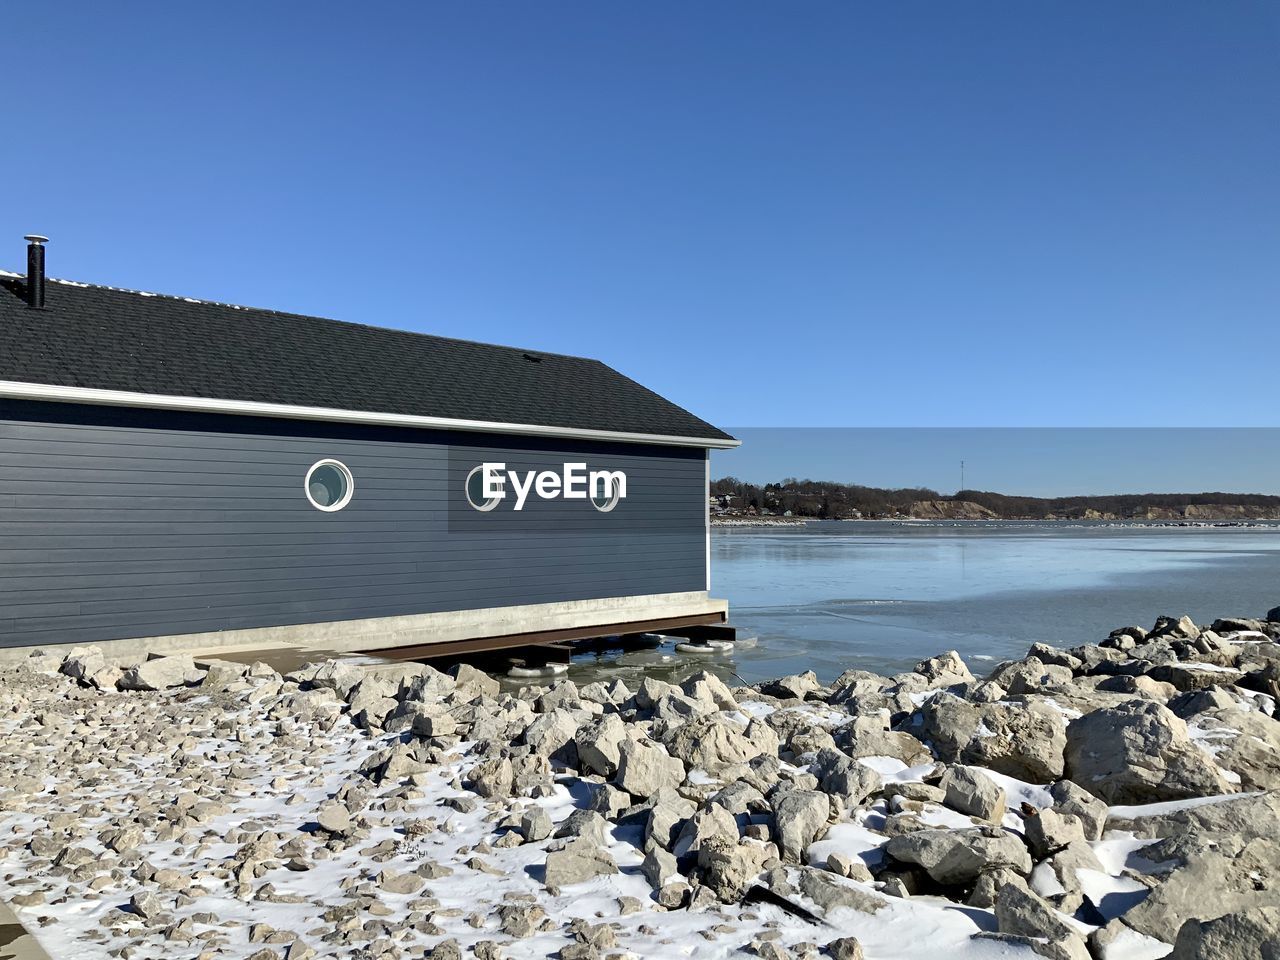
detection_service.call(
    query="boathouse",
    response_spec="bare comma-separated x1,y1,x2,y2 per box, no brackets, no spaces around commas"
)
0,236,738,660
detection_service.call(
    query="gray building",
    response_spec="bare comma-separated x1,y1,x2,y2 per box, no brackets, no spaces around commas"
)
0,237,738,661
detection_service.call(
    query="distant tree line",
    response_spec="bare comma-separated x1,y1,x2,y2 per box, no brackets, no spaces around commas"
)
710,476,1280,520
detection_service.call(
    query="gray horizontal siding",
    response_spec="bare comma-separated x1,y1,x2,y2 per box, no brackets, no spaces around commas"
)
0,400,708,648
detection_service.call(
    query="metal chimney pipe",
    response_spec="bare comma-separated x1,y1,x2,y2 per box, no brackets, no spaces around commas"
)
24,235,48,309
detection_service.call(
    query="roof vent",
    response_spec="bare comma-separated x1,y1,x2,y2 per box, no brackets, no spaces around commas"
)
24,235,48,310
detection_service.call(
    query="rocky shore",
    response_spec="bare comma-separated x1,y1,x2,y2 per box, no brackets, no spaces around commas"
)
2,613,1278,960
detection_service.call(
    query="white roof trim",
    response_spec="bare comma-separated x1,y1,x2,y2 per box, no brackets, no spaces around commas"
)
0,380,741,449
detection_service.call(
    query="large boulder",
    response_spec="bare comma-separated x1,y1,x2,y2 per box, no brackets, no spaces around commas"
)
1191,709,1280,792
615,740,684,798
576,714,628,778
939,766,1005,823
696,836,772,902
665,715,775,773
914,650,974,687
543,838,617,891
771,789,830,862
118,655,204,691
884,828,1031,885
812,749,882,813
1064,700,1232,804
1169,908,1280,960
919,694,1067,782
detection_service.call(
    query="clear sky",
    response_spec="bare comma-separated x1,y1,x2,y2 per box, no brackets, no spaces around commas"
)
5,4,1279,452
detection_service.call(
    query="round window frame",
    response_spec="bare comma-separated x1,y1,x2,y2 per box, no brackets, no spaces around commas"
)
304,459,355,512
591,476,622,513
465,464,504,512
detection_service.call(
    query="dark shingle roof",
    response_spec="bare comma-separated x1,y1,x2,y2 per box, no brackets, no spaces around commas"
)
0,274,734,444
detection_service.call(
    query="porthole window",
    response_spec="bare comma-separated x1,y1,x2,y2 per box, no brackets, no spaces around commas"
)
465,464,503,512
591,475,622,513
305,459,354,512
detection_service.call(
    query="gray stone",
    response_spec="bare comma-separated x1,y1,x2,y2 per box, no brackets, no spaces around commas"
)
576,714,627,778
1169,908,1280,960
919,694,1067,782
673,804,738,859
543,837,618,890
468,757,514,798
994,884,1091,960
315,801,351,836
825,938,864,960
794,866,887,916
615,739,684,797
378,869,423,895
1047,780,1107,840
665,714,775,773
521,806,553,842
771,789,830,862
1023,809,1087,859
813,749,882,813
641,846,679,888
1064,700,1231,804
941,766,1006,823
759,671,821,700
119,655,203,691
885,828,1031,885
450,663,500,698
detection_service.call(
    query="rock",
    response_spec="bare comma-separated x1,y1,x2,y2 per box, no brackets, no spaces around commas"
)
378,869,423,895
1193,709,1280,791
118,655,203,691
884,828,1031,885
812,749,882,813
315,801,352,836
673,804,739,859
521,806,553,842
450,663,500,698
130,890,164,919
468,757,514,798
1023,809,1086,860
1169,907,1280,959
696,835,772,901
1114,837,1278,941
645,788,697,852
919,694,1067,782
497,902,545,938
1105,789,1279,844
825,852,872,882
306,660,366,699
967,867,1028,908
615,739,684,797
577,714,627,778
665,714,773,772
771,790,830,862
1149,615,1201,641
914,650,974,686
555,810,611,847
1047,780,1107,840
994,884,1091,960
683,671,739,710
543,837,618,891
825,938,864,960
1147,663,1245,693
60,645,106,683
759,671,821,700
1167,687,1238,719
1064,700,1232,804
794,867,887,916
641,846,679,889
524,709,582,763
940,766,1006,823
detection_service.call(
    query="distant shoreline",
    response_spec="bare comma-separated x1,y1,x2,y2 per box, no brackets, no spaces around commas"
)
710,515,1280,529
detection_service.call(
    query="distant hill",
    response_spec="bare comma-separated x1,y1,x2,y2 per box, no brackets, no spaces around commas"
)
710,476,1280,521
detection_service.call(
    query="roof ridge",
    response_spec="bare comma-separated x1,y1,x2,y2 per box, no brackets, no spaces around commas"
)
13,273,601,365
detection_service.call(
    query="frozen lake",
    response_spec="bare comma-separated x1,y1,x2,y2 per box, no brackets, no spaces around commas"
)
557,521,1280,687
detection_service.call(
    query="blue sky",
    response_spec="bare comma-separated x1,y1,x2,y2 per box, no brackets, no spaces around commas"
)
5,4,1279,469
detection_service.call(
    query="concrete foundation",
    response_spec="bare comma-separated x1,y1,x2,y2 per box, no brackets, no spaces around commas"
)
0,591,729,664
